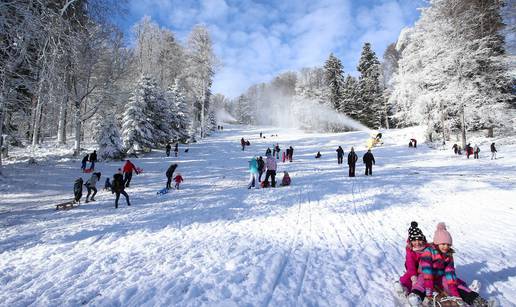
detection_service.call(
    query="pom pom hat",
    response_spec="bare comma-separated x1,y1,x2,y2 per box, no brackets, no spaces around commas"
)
408,221,426,242
433,222,453,245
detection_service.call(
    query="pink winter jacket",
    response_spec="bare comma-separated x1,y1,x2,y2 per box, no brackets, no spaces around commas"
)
405,246,422,279
266,156,277,171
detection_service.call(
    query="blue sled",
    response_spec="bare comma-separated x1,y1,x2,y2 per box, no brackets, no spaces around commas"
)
157,188,169,195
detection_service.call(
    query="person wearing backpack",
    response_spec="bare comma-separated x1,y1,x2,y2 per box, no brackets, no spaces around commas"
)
112,172,130,208
85,172,101,203
166,163,178,189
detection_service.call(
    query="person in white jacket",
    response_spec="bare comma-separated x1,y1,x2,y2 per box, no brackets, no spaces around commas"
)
85,172,101,202
264,154,277,187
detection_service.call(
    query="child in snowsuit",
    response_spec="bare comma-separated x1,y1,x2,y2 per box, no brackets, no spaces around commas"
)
395,221,429,296
85,172,101,202
104,177,112,191
174,173,184,189
408,223,490,307
280,171,291,186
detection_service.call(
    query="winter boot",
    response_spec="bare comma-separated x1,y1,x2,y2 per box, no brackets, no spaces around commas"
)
408,293,422,307
469,280,481,293
90,198,95,202
85,198,89,203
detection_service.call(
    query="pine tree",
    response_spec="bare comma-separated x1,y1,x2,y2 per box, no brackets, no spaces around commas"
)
236,95,253,124
323,53,345,112
122,76,156,152
340,75,359,118
96,114,123,160
357,43,383,129
170,80,191,142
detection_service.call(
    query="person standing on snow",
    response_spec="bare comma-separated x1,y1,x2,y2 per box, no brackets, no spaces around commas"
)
363,149,375,176
264,153,277,187
85,172,101,203
490,142,497,160
173,173,184,189
336,146,344,164
248,156,259,189
257,156,265,182
89,150,98,170
122,160,139,187
274,143,281,159
112,171,130,208
174,142,179,157
165,143,171,157
348,147,358,177
473,144,480,159
81,154,89,172
289,146,294,162
166,163,178,189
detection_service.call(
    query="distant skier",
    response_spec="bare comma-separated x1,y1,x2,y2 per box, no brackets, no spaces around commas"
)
173,173,184,190
336,146,344,164
166,163,178,189
394,221,428,296
165,143,171,157
81,154,89,172
315,151,322,159
89,150,98,170
248,157,259,189
348,147,358,177
407,222,491,307
474,144,480,159
490,142,497,160
85,172,101,203
362,149,375,176
264,153,277,187
122,160,139,187
112,171,130,208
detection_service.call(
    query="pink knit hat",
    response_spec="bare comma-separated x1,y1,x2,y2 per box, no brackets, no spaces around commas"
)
433,222,453,245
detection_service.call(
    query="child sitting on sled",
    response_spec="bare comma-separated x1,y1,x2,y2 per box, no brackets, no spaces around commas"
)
395,221,429,296
407,222,492,307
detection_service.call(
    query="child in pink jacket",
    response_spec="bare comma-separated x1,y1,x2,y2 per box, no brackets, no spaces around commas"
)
395,221,429,295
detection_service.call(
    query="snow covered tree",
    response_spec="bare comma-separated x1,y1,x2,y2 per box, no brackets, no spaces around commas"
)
340,75,359,119
169,80,191,142
95,113,123,160
323,53,345,111
122,75,156,152
356,42,383,129
236,95,253,124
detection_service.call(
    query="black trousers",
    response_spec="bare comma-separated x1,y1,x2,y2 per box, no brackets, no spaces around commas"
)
124,172,133,187
365,163,373,175
349,164,356,177
166,176,172,189
86,187,97,200
337,156,343,164
115,191,130,208
264,170,276,187
258,171,264,182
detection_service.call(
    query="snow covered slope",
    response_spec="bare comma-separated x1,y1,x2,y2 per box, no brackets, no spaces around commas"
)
1,126,515,306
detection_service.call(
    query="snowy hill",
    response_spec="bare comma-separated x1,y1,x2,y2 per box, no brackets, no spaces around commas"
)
1,125,516,306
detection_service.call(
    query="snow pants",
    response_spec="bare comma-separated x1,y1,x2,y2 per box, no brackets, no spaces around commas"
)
86,186,97,201
166,176,172,189
248,172,258,189
411,274,478,304
124,172,133,187
258,170,264,182
349,164,356,177
115,190,130,208
491,152,496,159
337,155,343,164
365,163,373,176
264,170,276,187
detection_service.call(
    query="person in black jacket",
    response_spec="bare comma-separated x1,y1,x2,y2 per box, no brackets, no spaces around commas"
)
166,143,171,157
257,156,265,182
81,154,89,172
89,150,98,170
336,146,344,164
174,143,179,157
348,147,358,177
363,149,375,176
490,142,497,160
289,146,294,162
112,172,130,208
166,163,178,189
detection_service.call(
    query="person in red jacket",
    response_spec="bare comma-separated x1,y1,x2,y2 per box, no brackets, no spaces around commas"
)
122,160,139,188
173,173,184,189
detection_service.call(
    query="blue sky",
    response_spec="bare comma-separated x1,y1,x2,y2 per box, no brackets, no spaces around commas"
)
116,0,426,98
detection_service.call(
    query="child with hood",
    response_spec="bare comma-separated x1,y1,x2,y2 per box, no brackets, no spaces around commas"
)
407,223,490,307
395,222,429,296
174,173,184,190
280,171,291,186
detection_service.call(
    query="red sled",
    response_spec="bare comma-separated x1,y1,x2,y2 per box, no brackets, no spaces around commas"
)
84,168,93,173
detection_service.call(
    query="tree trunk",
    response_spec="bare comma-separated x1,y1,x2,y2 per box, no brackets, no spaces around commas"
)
73,102,81,155
460,104,466,149
57,99,67,144
441,108,446,145
0,95,4,171
487,127,494,138
32,95,43,147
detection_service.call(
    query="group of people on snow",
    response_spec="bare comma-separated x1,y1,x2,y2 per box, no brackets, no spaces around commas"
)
81,150,98,172
452,142,497,160
396,221,491,307
334,146,374,177
165,143,179,157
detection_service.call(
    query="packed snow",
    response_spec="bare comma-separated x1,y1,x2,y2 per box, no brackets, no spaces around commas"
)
1,125,516,306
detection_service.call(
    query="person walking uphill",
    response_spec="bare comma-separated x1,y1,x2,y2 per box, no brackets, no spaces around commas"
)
348,147,358,177
336,146,344,164
363,149,375,176
166,163,178,189
264,153,277,187
85,172,101,203
112,171,130,208
122,160,139,187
